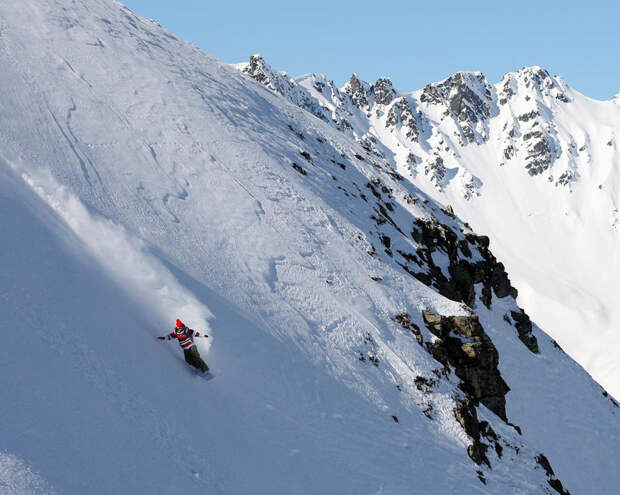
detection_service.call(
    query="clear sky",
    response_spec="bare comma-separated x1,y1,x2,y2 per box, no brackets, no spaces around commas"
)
122,0,620,100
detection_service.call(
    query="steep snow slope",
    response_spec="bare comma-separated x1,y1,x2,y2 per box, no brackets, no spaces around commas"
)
240,56,620,399
1,1,619,494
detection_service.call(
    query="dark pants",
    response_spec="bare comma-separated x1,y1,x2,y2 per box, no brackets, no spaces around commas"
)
184,346,209,372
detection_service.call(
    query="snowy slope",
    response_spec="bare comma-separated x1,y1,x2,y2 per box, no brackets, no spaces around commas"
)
0,1,619,494
240,56,620,400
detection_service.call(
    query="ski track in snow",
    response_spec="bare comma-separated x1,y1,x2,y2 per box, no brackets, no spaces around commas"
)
15,164,214,343
242,54,620,400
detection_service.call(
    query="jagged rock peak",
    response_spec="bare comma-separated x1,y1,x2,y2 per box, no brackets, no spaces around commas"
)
373,77,396,105
344,73,371,108
613,91,620,105
498,66,570,104
420,71,493,123
386,97,418,141
242,54,290,96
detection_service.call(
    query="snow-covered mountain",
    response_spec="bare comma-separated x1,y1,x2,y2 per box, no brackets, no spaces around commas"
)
0,1,618,494
239,55,620,401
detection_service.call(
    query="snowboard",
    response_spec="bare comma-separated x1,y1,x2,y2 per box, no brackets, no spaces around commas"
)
196,370,216,381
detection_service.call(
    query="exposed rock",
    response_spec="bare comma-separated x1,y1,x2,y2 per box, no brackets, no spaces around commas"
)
454,398,490,466
555,169,577,187
291,163,307,176
524,133,553,176
373,77,396,105
243,54,288,95
517,110,539,122
242,55,331,122
503,144,515,160
423,156,447,187
346,73,369,108
420,72,493,144
385,97,419,141
535,454,571,494
409,220,522,318
423,311,510,420
509,309,539,353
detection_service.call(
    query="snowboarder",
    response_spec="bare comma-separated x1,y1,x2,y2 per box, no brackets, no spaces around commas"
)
159,319,209,373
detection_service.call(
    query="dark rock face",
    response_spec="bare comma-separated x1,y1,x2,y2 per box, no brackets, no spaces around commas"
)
423,311,510,420
346,73,369,108
509,310,539,353
423,156,447,186
520,67,570,103
398,218,539,354
385,98,419,141
556,169,577,187
372,77,395,106
243,54,289,96
518,110,539,122
243,56,331,123
535,454,571,494
524,132,553,176
420,72,493,144
454,398,490,466
411,220,515,305
498,77,516,105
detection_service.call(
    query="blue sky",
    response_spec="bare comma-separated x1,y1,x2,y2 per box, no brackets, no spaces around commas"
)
122,0,619,100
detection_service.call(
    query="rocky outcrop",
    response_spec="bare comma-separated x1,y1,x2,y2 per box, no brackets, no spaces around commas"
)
499,67,570,105
242,55,331,123
423,311,510,420
420,72,493,144
372,77,395,105
423,156,447,186
535,454,571,494
242,54,290,96
391,215,540,355
385,97,419,141
346,73,370,108
523,127,554,176
410,219,518,306
454,398,490,466
508,309,539,353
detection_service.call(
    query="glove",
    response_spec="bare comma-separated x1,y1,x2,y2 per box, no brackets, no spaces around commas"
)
157,336,165,340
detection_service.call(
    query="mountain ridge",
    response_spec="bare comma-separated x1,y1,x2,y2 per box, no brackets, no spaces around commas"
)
237,53,620,401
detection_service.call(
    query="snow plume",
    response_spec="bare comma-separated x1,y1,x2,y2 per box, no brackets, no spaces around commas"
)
15,166,213,341
0,450,55,495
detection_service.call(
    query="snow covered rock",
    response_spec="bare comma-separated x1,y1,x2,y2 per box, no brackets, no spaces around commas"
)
419,71,494,144
372,76,396,106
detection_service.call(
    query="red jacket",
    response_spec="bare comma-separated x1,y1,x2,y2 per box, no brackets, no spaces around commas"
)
168,326,201,350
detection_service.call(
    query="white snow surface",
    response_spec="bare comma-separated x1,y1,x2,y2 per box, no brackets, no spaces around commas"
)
0,1,618,494
239,56,620,401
